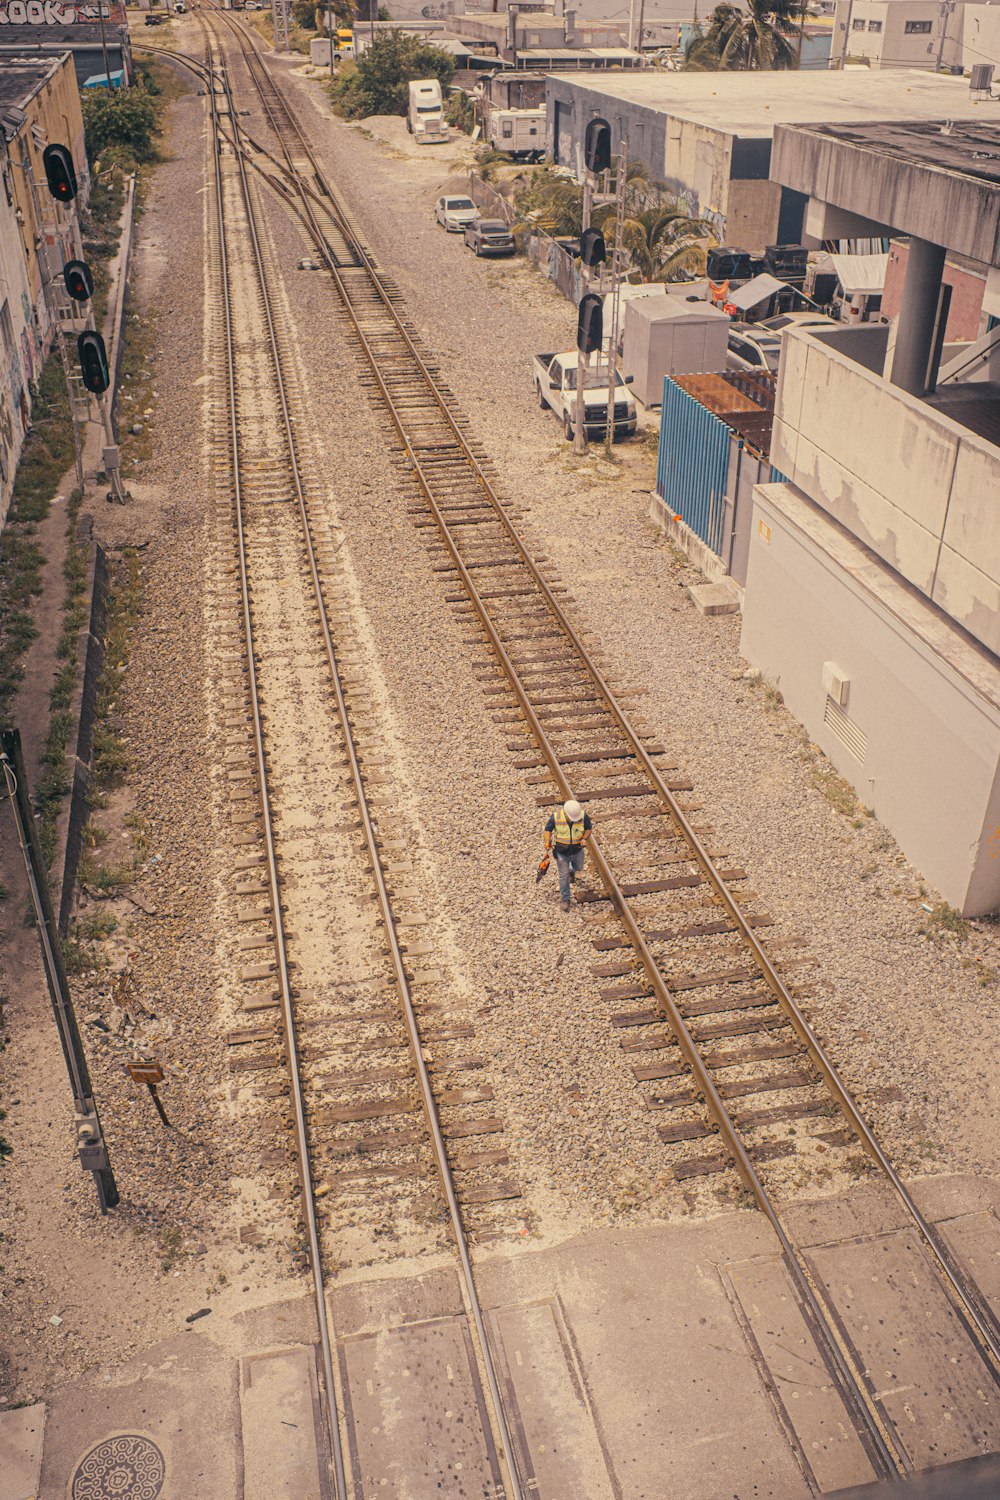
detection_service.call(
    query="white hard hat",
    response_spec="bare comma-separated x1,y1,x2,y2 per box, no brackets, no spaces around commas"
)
563,800,584,822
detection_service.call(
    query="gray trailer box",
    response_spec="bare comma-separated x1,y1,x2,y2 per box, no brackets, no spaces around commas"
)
622,298,730,407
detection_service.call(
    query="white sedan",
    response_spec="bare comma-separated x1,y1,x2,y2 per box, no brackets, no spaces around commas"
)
435,195,480,233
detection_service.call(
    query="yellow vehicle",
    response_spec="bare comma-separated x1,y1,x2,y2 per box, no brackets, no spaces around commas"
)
335,27,354,54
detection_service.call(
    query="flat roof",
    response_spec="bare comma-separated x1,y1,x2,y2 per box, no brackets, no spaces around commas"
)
772,119,1000,266
0,55,60,115
543,69,990,138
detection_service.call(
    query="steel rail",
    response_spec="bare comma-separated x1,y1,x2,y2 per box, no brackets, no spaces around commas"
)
207,29,1000,1384
203,68,899,1455
173,22,997,1480
207,43,349,1499
207,18,528,1499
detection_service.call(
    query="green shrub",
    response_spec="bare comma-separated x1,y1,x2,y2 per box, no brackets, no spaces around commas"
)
82,88,158,169
328,32,454,118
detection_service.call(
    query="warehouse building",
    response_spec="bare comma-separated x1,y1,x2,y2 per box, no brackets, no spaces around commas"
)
545,70,987,250
0,51,88,522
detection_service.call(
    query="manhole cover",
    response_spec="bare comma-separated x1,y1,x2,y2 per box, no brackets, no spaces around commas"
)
70,1433,165,1500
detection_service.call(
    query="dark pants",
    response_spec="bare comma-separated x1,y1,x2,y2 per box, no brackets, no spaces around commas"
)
554,846,584,901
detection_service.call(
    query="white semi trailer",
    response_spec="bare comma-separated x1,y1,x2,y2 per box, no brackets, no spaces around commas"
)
407,79,448,144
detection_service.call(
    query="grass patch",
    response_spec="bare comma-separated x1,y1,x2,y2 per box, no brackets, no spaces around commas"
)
36,490,88,867
918,899,967,944
75,911,118,942
0,356,75,722
91,548,143,797
118,311,158,471
78,853,134,895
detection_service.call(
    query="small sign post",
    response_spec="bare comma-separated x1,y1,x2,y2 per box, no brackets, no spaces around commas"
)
128,1060,171,1128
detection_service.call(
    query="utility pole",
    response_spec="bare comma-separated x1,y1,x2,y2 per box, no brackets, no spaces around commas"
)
0,731,119,1214
574,183,594,455
935,0,955,70
628,0,645,53
838,0,854,68
96,0,114,87
604,134,628,457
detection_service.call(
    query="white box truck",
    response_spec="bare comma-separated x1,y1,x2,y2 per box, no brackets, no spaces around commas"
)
407,79,448,145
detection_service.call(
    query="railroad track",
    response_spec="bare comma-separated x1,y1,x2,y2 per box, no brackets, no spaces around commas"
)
140,14,1000,1489
200,31,528,1500
190,16,1000,1486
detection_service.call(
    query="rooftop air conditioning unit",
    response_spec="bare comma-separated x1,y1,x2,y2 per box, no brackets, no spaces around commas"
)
971,62,994,97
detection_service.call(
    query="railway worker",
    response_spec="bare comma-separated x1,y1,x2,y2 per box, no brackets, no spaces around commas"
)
543,799,592,912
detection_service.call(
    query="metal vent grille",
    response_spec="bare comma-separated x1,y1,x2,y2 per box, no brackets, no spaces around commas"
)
824,695,867,762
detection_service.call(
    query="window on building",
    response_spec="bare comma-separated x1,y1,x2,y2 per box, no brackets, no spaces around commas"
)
851,17,865,29
528,31,540,43
502,119,513,137
867,18,883,30
0,301,13,359
904,18,932,31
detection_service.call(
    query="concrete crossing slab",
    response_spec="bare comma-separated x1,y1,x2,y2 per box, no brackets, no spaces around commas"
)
0,1402,45,1500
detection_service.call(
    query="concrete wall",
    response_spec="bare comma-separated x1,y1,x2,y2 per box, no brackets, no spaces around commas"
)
546,77,669,179
741,481,1000,915
0,143,38,526
726,178,782,255
772,325,1000,656
957,3,1000,73
8,55,89,334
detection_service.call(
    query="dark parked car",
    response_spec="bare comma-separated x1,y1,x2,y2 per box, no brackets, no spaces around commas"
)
463,218,516,257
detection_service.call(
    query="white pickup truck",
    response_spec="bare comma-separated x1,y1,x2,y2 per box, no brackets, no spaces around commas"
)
533,351,637,442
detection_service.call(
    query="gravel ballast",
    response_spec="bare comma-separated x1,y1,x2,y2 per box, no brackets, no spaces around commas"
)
1,34,998,1409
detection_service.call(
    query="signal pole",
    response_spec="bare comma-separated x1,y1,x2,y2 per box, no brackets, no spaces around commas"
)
604,133,628,457
0,732,119,1214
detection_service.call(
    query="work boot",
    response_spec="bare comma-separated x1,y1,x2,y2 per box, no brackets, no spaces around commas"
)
561,898,571,912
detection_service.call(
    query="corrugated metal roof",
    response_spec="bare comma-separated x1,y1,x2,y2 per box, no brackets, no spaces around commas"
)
674,371,776,457
830,252,888,295
728,273,788,311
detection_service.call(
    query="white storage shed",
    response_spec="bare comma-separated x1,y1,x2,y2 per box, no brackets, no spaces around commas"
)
622,297,731,407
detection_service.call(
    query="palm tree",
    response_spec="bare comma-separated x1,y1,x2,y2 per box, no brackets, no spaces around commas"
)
511,162,715,278
593,203,715,281
513,172,585,238
684,0,799,70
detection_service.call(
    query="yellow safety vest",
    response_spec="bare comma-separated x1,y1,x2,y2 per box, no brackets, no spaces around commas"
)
553,807,586,847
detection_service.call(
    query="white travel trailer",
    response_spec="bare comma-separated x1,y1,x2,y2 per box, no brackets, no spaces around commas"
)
487,107,545,160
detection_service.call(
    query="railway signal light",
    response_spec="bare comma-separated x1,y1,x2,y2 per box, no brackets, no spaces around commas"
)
77,330,110,395
63,259,94,303
577,292,603,358
579,227,606,269
42,143,78,203
584,117,612,175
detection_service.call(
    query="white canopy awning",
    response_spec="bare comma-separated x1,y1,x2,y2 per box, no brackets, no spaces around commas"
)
830,252,888,296
727,273,788,311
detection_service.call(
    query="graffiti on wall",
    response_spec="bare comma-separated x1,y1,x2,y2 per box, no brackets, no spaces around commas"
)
0,1,127,23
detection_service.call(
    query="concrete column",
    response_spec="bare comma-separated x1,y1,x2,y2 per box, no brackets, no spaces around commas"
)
890,236,946,396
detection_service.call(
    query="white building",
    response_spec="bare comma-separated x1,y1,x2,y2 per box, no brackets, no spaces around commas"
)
830,0,957,69
829,0,1000,72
